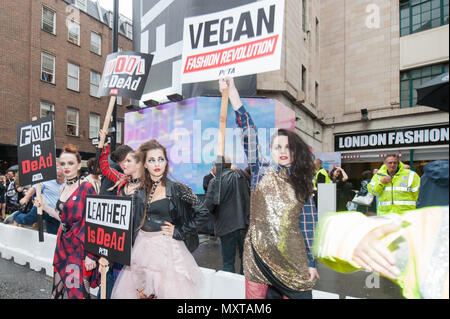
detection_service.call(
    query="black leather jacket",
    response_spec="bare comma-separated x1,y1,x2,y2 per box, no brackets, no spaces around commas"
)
204,168,250,237
131,179,210,252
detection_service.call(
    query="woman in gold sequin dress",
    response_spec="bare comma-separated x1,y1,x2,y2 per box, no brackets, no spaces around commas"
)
219,78,320,299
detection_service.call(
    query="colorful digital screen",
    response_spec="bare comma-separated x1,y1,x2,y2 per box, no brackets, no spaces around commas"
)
125,97,295,194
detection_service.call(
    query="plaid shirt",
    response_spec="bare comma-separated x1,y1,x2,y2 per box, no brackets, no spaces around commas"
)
235,105,317,267
100,145,129,194
53,181,100,298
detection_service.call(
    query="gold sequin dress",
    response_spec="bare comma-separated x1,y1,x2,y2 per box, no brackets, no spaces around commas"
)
243,167,317,291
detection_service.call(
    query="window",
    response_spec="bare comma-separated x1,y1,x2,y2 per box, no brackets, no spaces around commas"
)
68,19,80,45
116,121,123,144
42,6,56,34
301,65,307,93
90,71,101,97
91,32,102,55
76,0,87,12
400,63,449,107
314,81,319,107
117,96,123,105
66,108,79,136
67,63,79,91
40,101,54,118
89,113,100,139
400,0,449,37
125,23,133,39
41,52,55,84
302,0,307,32
315,17,320,53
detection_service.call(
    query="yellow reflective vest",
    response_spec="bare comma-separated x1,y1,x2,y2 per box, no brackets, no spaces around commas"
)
314,168,331,188
368,162,420,215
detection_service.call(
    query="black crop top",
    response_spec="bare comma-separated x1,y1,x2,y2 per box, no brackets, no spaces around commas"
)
142,198,172,232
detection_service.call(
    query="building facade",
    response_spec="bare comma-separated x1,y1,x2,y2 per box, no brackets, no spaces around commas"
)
0,0,133,173
257,0,448,186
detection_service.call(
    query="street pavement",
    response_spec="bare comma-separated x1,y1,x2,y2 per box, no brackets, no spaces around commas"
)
0,233,404,299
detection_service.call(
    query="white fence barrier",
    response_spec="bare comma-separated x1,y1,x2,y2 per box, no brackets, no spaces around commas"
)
0,223,348,299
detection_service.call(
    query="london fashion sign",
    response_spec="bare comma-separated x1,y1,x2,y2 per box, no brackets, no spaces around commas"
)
335,125,449,151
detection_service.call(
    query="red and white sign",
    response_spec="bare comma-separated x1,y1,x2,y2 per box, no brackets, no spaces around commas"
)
181,0,284,84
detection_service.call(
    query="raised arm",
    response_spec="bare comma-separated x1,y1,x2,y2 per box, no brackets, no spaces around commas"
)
98,129,125,184
219,78,267,188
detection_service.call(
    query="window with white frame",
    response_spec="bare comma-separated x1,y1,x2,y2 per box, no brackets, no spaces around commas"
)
67,63,79,91
40,101,54,118
68,19,80,45
42,6,56,34
66,108,79,136
90,71,101,97
41,52,55,84
89,113,100,139
117,96,122,105
76,0,87,12
116,121,123,144
90,32,101,55
125,23,133,39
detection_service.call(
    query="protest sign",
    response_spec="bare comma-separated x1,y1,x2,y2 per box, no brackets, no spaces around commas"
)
85,195,133,266
16,116,57,186
16,116,56,242
181,0,284,83
93,51,153,174
97,51,153,99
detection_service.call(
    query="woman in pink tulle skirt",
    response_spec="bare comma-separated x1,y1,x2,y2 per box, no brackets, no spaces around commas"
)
111,139,210,299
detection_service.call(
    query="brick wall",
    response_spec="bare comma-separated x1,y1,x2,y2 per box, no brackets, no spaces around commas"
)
0,0,132,157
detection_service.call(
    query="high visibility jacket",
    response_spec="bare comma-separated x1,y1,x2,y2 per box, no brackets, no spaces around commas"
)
368,161,420,215
314,168,331,188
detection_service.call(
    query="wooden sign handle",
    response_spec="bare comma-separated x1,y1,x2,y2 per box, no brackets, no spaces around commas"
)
31,116,44,242
98,257,109,299
217,88,229,157
98,96,117,149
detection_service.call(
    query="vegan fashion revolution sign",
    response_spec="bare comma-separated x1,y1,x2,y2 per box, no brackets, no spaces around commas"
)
180,0,284,83
85,195,133,266
16,117,57,186
335,124,449,151
98,51,153,99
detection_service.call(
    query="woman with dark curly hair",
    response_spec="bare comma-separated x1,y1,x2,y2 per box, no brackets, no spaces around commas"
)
220,77,319,299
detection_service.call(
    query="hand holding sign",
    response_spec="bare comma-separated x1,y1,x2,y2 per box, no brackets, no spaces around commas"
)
219,77,242,111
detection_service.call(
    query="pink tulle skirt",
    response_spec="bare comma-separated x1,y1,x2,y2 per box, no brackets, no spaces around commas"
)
111,230,204,299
